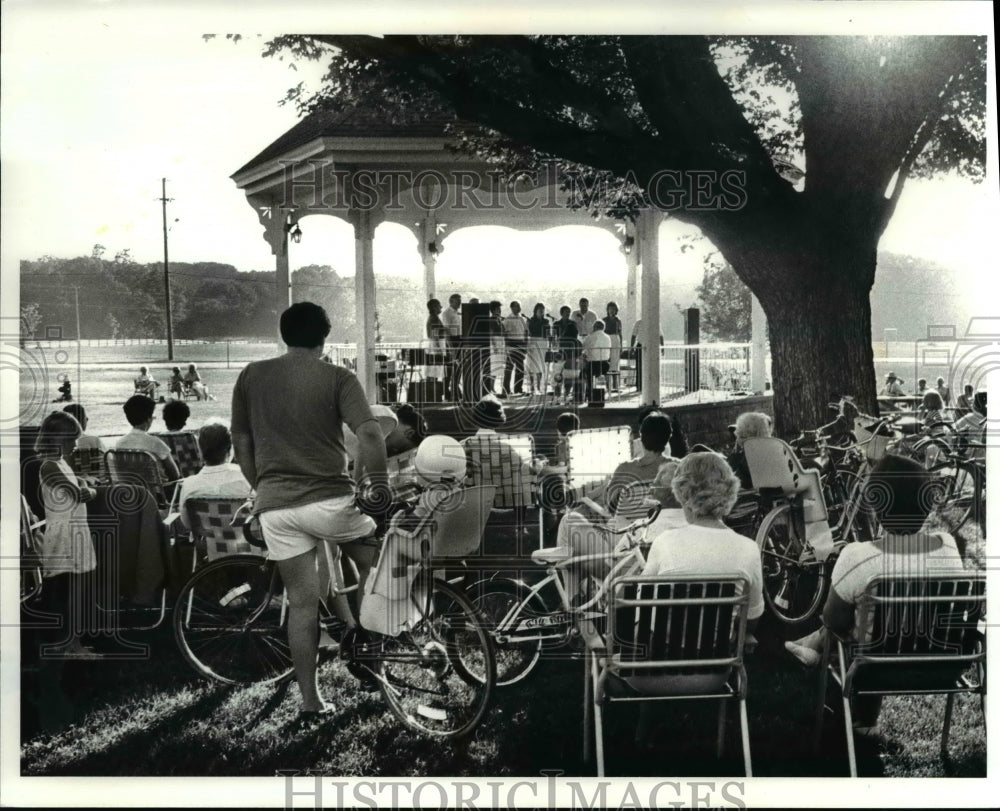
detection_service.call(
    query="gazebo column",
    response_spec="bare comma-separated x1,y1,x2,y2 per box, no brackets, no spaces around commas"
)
420,211,437,302
638,209,662,404
623,220,638,333
262,204,292,347
751,293,768,394
351,207,378,402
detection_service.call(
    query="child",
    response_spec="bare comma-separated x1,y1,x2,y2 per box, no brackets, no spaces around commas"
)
553,411,580,467
360,435,466,637
559,354,583,404
35,411,99,657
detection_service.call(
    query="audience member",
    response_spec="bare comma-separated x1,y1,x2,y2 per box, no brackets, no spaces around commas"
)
558,353,584,404
560,460,686,608
460,395,534,491
162,400,191,432
553,411,580,467
784,454,965,738
231,300,387,709
168,367,184,399
954,384,975,416
727,411,773,489
605,412,676,513
177,421,252,529
115,395,181,483
502,301,529,396
62,403,106,452
425,299,446,381
184,364,213,401
880,371,905,397
385,403,428,457
34,410,99,657
643,452,763,638
935,377,951,406
603,302,623,392
54,377,72,402
134,366,159,399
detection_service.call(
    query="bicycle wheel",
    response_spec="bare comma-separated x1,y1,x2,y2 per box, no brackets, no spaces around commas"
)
829,467,878,543
377,578,495,740
756,504,828,626
931,461,980,534
471,578,546,687
173,555,293,685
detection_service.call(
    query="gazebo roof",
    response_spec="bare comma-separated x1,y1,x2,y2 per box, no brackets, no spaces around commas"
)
233,106,456,177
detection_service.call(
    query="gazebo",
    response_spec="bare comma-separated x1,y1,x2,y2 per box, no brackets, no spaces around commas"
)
231,106,764,402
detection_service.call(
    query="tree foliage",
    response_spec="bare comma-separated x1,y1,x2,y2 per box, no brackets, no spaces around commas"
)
261,35,985,433
694,257,751,343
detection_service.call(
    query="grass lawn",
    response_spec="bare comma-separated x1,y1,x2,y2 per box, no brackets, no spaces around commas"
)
19,518,986,778
20,342,273,439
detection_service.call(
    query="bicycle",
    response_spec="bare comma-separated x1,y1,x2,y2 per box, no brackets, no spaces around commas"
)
172,496,497,740
752,413,894,628
465,507,662,687
884,413,986,538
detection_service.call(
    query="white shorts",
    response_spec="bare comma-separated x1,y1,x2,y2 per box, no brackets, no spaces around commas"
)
259,496,377,561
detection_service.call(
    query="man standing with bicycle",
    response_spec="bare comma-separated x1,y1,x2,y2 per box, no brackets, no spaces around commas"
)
231,302,389,718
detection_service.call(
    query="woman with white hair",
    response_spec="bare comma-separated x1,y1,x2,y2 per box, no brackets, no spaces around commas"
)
726,411,773,489
643,452,764,627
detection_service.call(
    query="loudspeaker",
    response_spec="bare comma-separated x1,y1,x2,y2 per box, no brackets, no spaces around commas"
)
588,387,606,408
461,303,494,347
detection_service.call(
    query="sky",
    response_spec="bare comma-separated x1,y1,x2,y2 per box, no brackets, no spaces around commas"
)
1,3,996,310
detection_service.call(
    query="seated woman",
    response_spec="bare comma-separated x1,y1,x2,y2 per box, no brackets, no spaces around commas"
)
183,364,214,401
726,411,772,489
556,412,677,556
560,459,687,602
133,366,159,399
604,412,676,513
643,452,764,629
167,367,184,399
784,453,965,734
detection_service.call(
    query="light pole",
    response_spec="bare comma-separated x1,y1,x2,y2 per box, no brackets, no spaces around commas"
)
159,178,175,361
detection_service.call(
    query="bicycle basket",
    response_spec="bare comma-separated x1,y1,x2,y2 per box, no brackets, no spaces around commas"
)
854,418,892,462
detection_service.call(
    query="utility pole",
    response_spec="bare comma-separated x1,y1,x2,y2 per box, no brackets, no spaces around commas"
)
160,178,175,361
73,285,82,401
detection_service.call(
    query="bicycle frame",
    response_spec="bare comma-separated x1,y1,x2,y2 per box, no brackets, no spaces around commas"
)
490,522,655,647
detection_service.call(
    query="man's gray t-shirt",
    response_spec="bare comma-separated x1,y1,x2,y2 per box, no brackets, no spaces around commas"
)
231,353,376,513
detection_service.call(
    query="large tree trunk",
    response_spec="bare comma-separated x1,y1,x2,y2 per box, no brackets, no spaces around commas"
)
702,211,881,438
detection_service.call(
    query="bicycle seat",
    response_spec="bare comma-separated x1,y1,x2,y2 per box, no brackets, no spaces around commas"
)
531,546,573,565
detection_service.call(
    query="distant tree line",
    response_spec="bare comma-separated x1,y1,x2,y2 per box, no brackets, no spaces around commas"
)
19,245,959,346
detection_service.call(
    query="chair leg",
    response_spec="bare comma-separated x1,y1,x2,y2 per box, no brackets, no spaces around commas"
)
716,698,727,758
941,693,955,756
842,695,858,778
583,653,592,763
812,636,832,755
739,697,753,777
595,700,606,777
